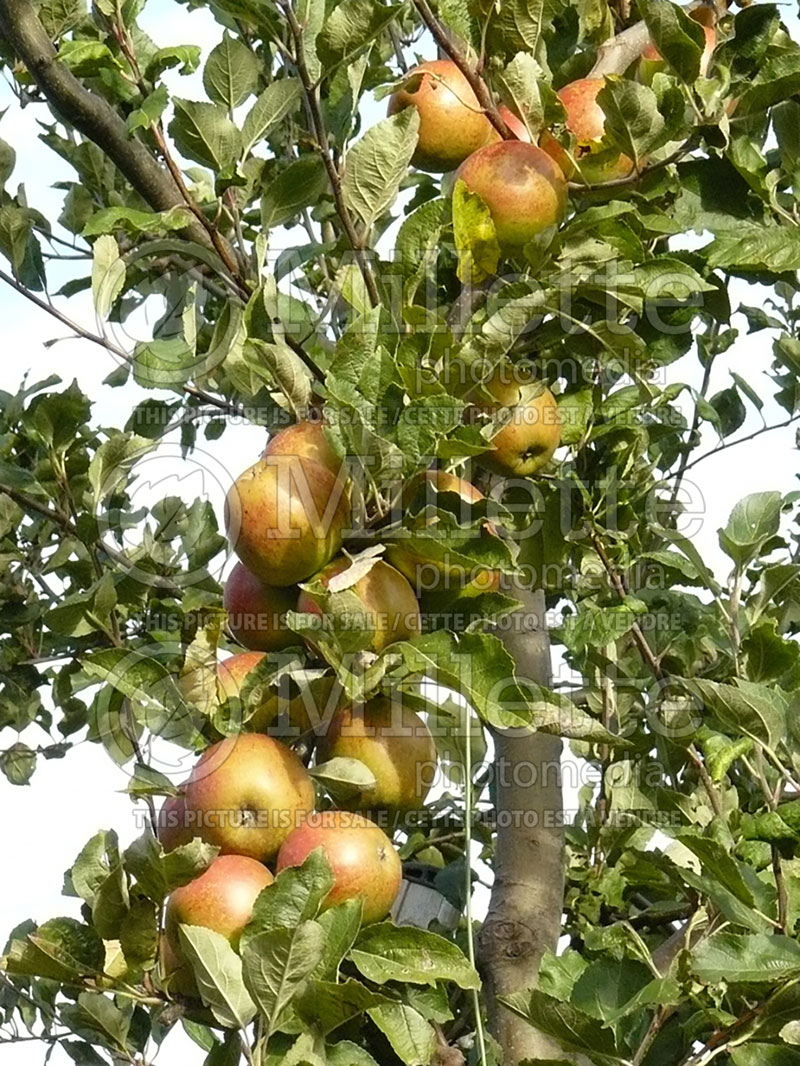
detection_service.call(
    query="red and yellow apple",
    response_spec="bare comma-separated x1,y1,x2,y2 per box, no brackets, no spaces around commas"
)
388,59,495,172
540,78,635,183
472,365,562,477
184,733,315,861
165,853,273,951
223,561,297,652
276,810,402,923
263,420,342,477
157,790,192,853
297,556,421,655
454,140,567,253
225,455,350,587
316,697,437,812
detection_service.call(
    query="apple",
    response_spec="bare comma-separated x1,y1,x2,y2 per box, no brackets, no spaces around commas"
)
540,78,635,183
297,556,421,654
316,697,438,812
640,24,716,82
263,420,342,477
388,59,495,172
385,471,501,594
184,733,316,861
165,853,273,954
454,141,567,253
157,790,192,852
472,365,562,477
225,455,350,587
217,650,266,701
276,810,402,923
223,561,297,652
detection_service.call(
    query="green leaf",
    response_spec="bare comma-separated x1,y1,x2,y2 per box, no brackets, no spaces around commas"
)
88,433,153,505
310,757,378,804
393,630,535,730
500,990,619,1061
90,234,125,321
597,78,664,170
0,741,35,784
704,225,800,273
342,109,419,232
241,849,334,948
203,32,260,109
294,977,387,1034
571,958,653,1021
368,1003,437,1066
261,155,329,230
637,0,706,82
145,44,202,80
241,922,326,1036
693,933,800,984
683,678,786,749
5,918,104,980
317,0,400,66
170,99,242,171
57,39,122,77
242,79,302,155
452,178,501,284
297,0,326,81
350,923,480,989
59,992,132,1051
124,831,218,902
731,1047,800,1066
312,900,364,980
497,52,543,134
178,925,257,1029
126,84,169,133
83,205,192,238
328,1043,380,1066
718,491,783,567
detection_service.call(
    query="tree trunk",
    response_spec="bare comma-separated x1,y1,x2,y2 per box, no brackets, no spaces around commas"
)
479,582,566,1063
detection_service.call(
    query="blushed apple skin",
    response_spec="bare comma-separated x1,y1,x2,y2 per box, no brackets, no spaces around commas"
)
184,733,316,861
454,141,567,252
225,455,350,587
216,650,266,701
157,791,193,852
223,561,298,652
540,78,635,183
386,471,500,594
388,59,495,172
276,811,403,923
316,697,438,813
297,557,421,655
165,854,273,952
474,367,563,478
264,420,342,476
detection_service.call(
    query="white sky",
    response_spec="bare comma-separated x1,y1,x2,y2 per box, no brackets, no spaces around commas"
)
1,2,799,1062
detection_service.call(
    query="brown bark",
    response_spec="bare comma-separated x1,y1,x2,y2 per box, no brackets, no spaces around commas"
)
478,582,566,1063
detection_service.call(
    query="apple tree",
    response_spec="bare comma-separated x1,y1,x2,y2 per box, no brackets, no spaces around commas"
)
2,0,800,1063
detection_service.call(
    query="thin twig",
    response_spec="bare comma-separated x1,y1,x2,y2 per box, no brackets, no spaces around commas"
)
410,0,512,140
280,0,381,308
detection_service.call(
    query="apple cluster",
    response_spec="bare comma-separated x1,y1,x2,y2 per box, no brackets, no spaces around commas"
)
387,23,716,228
156,300,567,996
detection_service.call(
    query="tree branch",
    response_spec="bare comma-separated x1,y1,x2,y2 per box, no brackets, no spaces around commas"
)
0,0,212,249
478,580,566,1064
